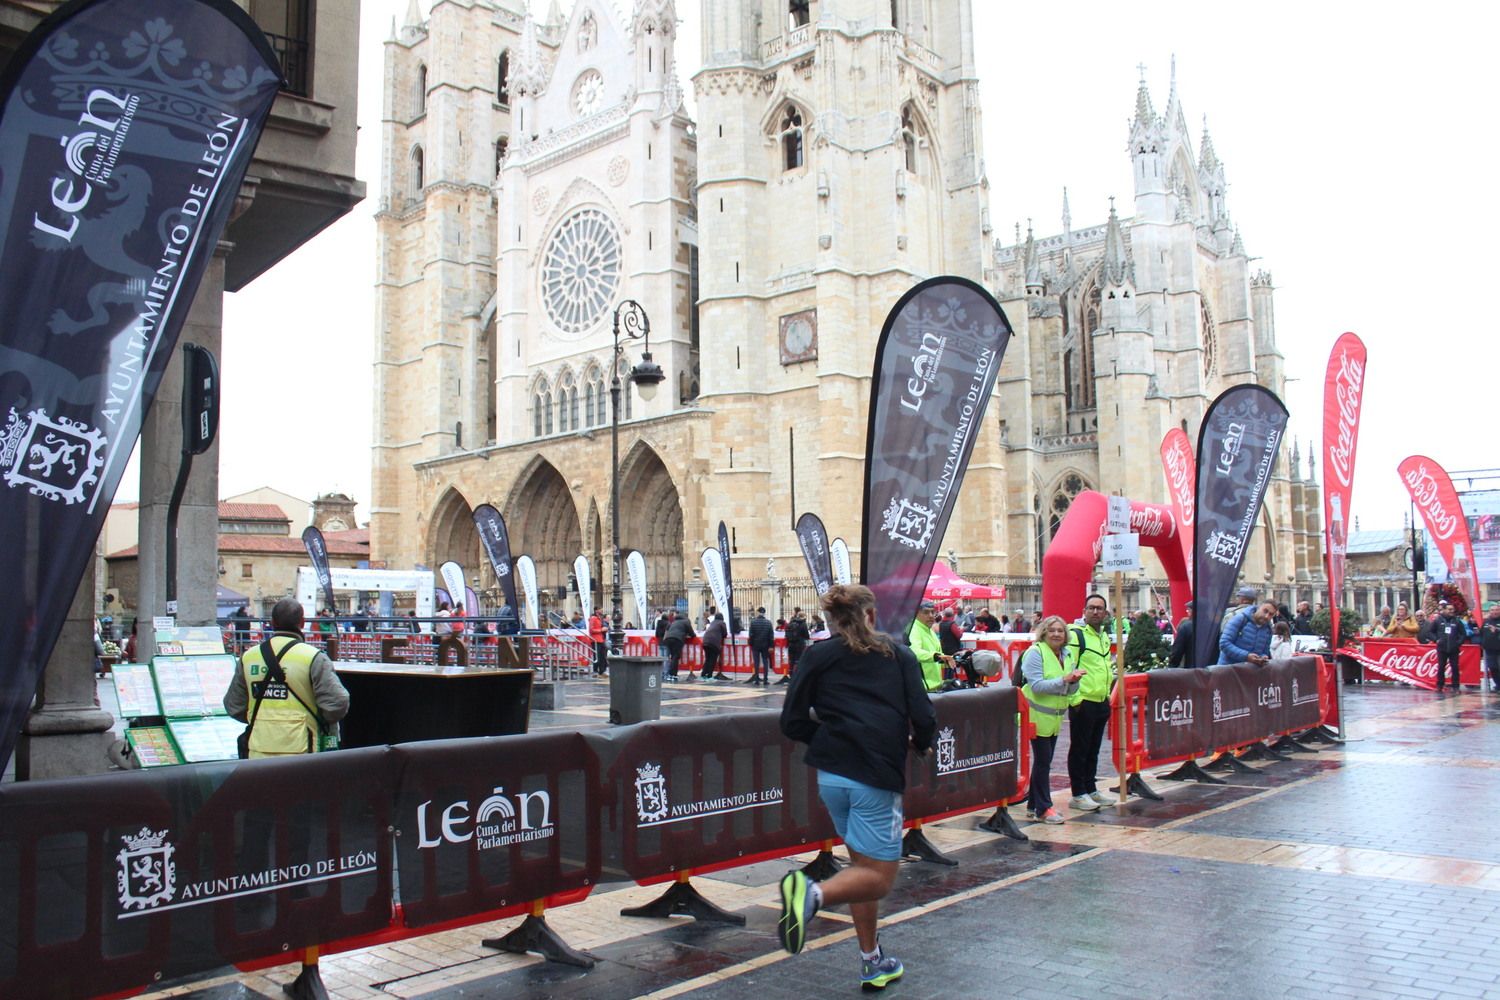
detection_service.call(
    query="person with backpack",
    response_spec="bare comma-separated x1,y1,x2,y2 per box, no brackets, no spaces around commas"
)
781,607,811,685
1066,594,1117,813
223,598,349,758
747,607,775,685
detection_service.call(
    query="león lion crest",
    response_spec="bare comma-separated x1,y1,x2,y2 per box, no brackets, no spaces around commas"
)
116,826,175,911
634,761,669,824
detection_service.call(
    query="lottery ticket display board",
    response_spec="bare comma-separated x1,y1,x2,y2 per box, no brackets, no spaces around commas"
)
117,634,244,767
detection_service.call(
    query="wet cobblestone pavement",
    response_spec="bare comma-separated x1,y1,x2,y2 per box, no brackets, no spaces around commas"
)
147,681,1500,1000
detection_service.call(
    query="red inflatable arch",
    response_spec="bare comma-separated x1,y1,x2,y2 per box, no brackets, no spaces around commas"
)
1041,490,1191,624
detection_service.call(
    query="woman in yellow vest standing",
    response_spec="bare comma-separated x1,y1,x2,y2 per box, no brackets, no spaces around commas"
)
224,598,350,757
1019,615,1084,824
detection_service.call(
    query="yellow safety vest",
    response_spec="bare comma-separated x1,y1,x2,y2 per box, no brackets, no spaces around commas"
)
241,636,323,757
1022,643,1072,738
907,619,944,692
1069,625,1114,705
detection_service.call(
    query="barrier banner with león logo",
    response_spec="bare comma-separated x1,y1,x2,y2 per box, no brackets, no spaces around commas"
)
472,504,519,618
1191,385,1289,670
861,277,1012,635
1138,659,1322,763
903,685,1018,821
0,0,282,773
594,710,832,882
1399,455,1482,620
1322,333,1366,647
391,731,599,927
0,747,396,998
794,511,834,597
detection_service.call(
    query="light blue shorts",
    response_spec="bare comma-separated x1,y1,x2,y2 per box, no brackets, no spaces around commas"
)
817,770,904,862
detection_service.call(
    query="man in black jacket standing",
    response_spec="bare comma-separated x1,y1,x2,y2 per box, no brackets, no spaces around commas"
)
1427,600,1468,692
1167,600,1196,668
1478,603,1500,692
780,607,811,685
747,607,775,684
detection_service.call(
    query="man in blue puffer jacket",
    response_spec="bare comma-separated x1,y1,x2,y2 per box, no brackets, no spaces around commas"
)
1218,601,1276,666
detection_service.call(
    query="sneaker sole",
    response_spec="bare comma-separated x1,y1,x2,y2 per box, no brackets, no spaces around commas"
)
862,965,904,990
778,873,807,954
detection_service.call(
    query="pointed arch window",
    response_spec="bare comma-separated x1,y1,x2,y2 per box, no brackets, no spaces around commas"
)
494,136,508,177
1048,473,1090,544
533,377,552,437
409,145,424,201
585,365,607,427
497,50,510,106
557,371,579,432
900,105,922,174
1201,299,1218,379
780,106,805,171
615,357,634,419
788,0,811,29
1066,281,1099,413
416,63,427,115
578,12,597,52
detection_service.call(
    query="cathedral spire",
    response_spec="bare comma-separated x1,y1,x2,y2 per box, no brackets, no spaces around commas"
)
403,0,423,30
1061,186,1072,240
1230,226,1245,256
510,6,549,99
1100,197,1132,287
1132,64,1156,130
1023,220,1042,294
1291,437,1301,477
1200,116,1220,173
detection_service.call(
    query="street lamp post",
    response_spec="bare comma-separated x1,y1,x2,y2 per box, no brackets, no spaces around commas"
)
610,299,665,656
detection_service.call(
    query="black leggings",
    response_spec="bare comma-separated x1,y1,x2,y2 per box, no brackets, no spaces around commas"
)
1027,735,1057,813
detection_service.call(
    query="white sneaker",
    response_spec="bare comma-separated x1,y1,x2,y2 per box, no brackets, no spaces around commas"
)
1089,790,1117,806
1070,795,1101,812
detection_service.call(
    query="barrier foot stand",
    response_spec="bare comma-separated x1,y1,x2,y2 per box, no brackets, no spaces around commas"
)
1120,772,1164,802
901,826,959,866
802,844,843,881
1157,757,1228,784
283,948,328,1000
483,901,596,968
1269,734,1317,755
1203,751,1259,775
620,873,747,926
978,807,1029,842
1296,725,1343,746
1236,742,1291,763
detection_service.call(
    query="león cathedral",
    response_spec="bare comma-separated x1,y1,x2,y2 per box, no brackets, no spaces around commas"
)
370,0,1325,619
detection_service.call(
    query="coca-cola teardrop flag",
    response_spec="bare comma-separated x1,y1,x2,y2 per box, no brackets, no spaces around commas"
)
1159,428,1197,585
1192,384,1289,669
573,554,592,621
701,547,730,621
625,550,648,626
515,555,539,629
472,504,519,615
0,0,281,770
1322,333,1367,647
1399,455,1481,619
861,277,1012,635
795,512,834,596
301,526,336,612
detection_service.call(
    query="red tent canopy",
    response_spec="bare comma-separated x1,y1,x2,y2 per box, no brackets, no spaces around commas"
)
923,561,1005,601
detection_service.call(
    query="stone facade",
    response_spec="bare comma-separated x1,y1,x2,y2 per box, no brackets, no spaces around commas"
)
370,2,1323,619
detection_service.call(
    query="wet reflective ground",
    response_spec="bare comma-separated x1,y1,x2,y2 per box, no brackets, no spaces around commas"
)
150,683,1500,1000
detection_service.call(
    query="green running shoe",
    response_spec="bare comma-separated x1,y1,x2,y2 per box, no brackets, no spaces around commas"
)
777,870,817,954
861,949,904,990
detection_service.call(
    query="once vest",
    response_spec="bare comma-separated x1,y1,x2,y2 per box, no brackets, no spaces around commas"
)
907,620,944,692
1069,625,1113,705
241,637,322,757
1022,643,1071,738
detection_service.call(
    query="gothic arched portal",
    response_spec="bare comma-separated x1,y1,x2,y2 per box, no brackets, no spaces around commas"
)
506,458,583,600
428,487,482,592
614,442,685,606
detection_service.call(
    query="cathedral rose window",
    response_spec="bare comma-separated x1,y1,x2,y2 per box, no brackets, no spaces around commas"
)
541,208,623,336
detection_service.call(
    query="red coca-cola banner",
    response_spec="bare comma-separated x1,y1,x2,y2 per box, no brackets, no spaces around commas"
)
1398,455,1482,618
1322,333,1366,646
1159,428,1196,585
1339,640,1483,691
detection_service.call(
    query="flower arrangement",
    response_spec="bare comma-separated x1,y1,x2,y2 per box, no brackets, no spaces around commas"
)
1422,583,1468,618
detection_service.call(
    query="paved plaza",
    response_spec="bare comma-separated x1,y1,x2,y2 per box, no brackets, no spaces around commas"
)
141,681,1500,1000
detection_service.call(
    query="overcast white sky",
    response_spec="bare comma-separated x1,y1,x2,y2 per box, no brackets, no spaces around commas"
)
116,1,1500,537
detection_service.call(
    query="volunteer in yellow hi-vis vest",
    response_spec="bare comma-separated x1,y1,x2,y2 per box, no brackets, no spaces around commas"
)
223,598,349,757
1019,615,1084,824
906,600,951,693
1066,594,1116,813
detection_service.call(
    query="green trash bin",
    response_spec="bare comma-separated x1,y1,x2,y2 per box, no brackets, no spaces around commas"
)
608,655,663,725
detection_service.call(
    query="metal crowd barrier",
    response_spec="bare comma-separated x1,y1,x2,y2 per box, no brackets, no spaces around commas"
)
0,687,1023,997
